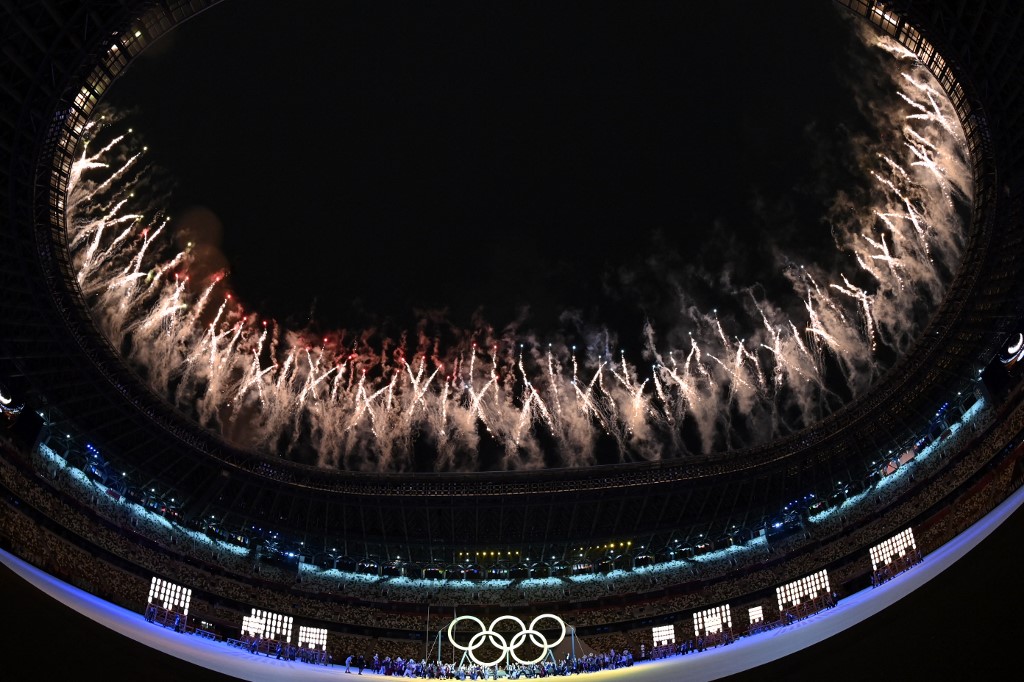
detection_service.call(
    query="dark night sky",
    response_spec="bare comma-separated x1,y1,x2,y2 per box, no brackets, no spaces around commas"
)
104,0,875,347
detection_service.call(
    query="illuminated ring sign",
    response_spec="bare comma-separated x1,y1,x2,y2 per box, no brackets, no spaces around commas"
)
1002,332,1024,366
447,614,566,666
0,381,21,416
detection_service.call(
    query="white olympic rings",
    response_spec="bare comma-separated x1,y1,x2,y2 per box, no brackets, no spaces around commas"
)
447,613,567,667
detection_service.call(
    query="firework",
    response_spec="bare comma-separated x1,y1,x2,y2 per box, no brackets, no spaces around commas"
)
67,31,971,472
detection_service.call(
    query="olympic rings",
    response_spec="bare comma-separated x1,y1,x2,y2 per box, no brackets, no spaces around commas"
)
447,613,567,667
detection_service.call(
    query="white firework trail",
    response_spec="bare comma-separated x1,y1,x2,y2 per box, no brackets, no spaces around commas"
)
831,275,879,352
859,227,903,290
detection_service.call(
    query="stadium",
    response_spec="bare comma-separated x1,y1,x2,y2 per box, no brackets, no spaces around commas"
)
2,1,1024,679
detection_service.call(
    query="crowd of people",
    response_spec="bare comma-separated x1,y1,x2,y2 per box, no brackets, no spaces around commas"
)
230,633,333,665
0,387,1022,674
871,547,925,587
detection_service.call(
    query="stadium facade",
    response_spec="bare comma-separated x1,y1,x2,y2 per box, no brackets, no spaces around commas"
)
2,0,1024,669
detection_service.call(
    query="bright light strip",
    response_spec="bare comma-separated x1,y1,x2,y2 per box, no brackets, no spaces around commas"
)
241,615,265,637
0,387,11,406
775,569,830,611
869,527,917,570
249,608,293,643
298,625,328,650
1002,332,1024,366
748,606,764,624
693,604,731,636
147,576,192,616
651,624,675,646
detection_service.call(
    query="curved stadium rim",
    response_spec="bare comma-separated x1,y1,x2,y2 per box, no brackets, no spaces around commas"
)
2,0,1022,557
